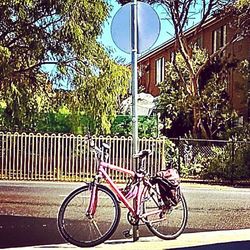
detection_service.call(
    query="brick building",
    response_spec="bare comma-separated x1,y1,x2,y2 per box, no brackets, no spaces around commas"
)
137,14,250,122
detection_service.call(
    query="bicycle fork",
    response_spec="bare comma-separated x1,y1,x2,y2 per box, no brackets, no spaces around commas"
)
85,182,104,237
86,182,98,218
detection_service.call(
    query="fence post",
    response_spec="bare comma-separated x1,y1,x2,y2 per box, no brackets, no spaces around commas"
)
177,136,181,175
230,134,237,185
161,136,165,169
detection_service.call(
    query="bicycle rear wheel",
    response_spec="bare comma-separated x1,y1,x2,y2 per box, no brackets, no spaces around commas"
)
57,184,121,247
144,188,188,240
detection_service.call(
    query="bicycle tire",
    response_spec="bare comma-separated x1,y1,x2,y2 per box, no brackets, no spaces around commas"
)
57,184,121,247
144,188,188,240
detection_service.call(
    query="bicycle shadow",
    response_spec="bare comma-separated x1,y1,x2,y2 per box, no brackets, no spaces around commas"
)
0,214,150,248
0,215,64,248
4,214,248,250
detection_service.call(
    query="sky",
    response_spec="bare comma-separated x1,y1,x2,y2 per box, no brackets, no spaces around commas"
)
99,0,174,64
50,0,202,89
99,0,203,64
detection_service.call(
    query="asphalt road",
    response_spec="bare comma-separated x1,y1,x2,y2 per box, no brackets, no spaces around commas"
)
0,181,250,248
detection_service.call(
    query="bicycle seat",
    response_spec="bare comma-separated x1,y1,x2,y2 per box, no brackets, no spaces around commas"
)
102,143,110,150
133,149,152,159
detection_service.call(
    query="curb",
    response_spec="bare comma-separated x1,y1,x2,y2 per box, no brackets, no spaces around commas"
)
4,229,250,249
181,178,250,187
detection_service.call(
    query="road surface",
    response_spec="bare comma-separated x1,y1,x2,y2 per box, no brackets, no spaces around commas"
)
0,181,250,247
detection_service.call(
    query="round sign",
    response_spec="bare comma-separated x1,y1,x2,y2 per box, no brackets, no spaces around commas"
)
111,2,160,54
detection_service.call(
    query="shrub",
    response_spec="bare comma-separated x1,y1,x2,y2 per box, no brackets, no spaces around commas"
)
110,115,158,138
198,141,250,181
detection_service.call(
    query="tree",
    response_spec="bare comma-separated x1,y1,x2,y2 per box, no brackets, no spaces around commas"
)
158,47,237,139
69,47,130,134
0,0,130,133
125,0,249,138
235,0,250,8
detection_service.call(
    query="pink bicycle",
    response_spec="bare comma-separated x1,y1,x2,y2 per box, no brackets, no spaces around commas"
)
57,137,188,247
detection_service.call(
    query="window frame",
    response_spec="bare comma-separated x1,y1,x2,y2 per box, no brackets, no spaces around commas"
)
155,57,165,85
212,25,227,53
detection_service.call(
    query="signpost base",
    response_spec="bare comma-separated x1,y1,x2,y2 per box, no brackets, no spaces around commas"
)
132,224,139,242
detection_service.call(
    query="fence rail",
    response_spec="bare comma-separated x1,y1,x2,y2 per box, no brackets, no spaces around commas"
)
1,132,249,182
0,132,166,182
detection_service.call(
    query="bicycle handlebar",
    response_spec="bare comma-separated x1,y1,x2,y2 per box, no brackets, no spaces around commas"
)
133,149,152,159
84,134,152,164
84,134,109,161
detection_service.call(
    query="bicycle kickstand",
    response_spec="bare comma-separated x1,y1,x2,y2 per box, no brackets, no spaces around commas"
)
122,224,139,241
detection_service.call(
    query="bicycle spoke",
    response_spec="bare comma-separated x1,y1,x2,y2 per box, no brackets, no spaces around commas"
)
58,185,121,247
91,218,103,237
144,189,188,240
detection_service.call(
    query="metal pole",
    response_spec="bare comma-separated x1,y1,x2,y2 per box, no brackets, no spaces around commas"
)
131,0,138,153
131,0,139,242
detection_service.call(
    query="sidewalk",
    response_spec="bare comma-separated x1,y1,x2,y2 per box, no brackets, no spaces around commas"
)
5,229,250,250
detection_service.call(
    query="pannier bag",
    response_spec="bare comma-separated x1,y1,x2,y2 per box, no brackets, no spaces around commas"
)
151,168,181,207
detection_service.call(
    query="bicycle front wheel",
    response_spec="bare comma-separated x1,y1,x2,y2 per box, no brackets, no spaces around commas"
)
57,184,121,247
144,189,188,240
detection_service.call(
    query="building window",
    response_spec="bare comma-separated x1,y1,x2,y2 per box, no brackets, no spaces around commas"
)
155,57,165,85
196,36,203,48
170,51,175,63
212,25,227,53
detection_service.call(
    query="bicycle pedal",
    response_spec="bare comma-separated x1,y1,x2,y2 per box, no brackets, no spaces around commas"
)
122,229,132,238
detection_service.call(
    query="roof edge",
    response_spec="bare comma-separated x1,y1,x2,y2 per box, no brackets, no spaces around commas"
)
137,15,220,63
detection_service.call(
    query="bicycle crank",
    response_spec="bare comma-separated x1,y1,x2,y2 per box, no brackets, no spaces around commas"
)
122,229,133,238
127,211,139,225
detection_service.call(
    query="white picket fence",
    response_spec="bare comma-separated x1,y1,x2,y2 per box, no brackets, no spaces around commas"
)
0,132,166,182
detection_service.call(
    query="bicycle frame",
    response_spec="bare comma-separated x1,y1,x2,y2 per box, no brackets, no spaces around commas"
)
88,161,151,218
88,160,162,222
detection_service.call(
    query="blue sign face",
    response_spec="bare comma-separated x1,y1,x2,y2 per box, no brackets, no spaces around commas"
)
111,2,161,54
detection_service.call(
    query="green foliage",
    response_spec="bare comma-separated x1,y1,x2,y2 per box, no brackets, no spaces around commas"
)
6,110,157,138
201,145,233,180
157,52,195,137
149,0,249,139
0,76,52,131
223,123,250,179
179,131,250,181
111,115,132,136
232,142,250,179
0,0,130,133
0,45,11,64
110,115,158,138
37,113,71,134
73,53,130,134
235,0,250,9
164,138,179,168
180,152,207,178
199,72,236,139
238,59,250,79
200,141,250,181
138,116,158,138
36,111,93,135
158,48,236,139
